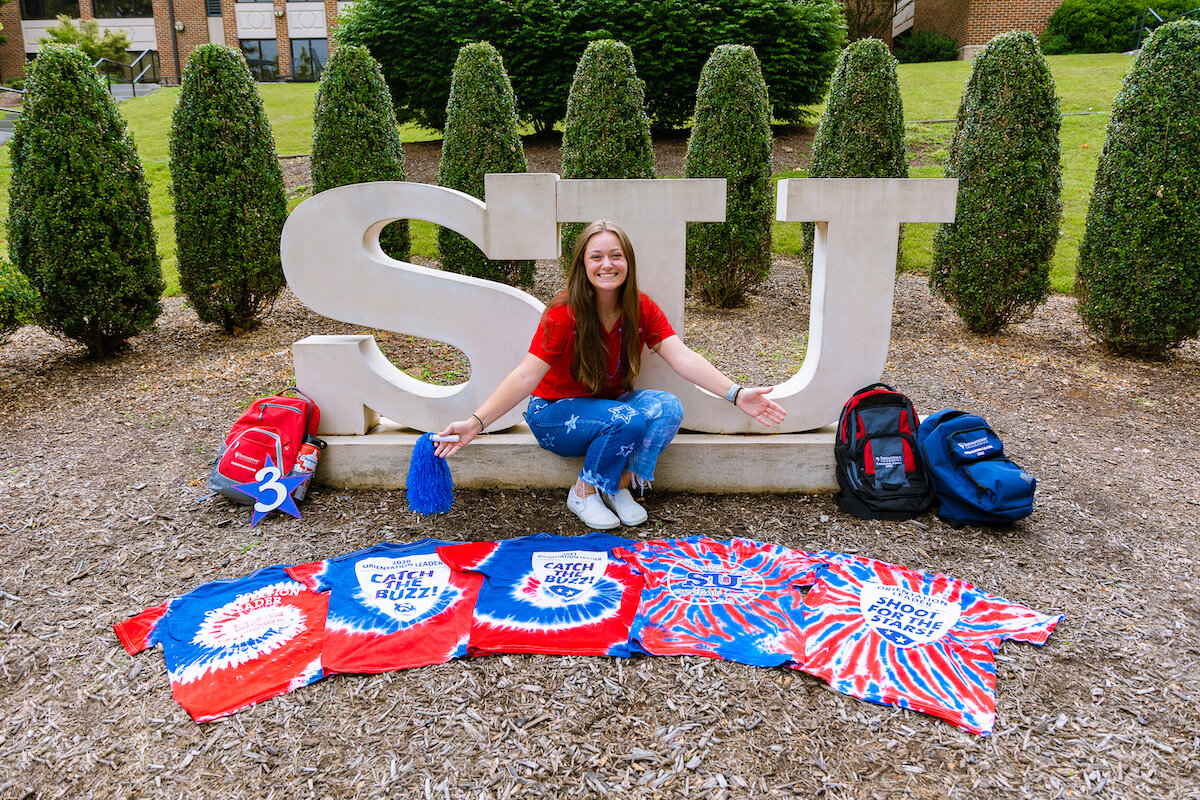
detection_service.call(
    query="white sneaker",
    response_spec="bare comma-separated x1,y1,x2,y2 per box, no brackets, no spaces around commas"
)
602,488,648,526
567,485,620,530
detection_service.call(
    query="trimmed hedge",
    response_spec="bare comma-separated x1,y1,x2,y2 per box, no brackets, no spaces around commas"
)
803,38,906,273
893,29,960,63
931,32,1061,336
7,45,162,358
0,258,38,345
559,39,655,267
1075,21,1200,356
436,42,534,287
312,44,410,261
684,45,774,308
337,0,845,131
170,44,287,333
1040,0,1197,54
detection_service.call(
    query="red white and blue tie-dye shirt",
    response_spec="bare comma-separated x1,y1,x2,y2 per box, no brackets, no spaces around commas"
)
794,554,1063,735
113,564,327,723
612,536,827,667
438,532,642,657
286,539,481,674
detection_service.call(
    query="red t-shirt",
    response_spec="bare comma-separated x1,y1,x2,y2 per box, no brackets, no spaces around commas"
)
528,295,675,400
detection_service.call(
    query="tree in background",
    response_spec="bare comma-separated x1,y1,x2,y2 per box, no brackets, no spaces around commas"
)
170,44,287,333
7,45,162,358
39,15,130,74
684,45,774,307
1075,21,1200,356
931,32,1061,336
436,42,533,286
311,44,410,262
842,0,893,41
0,258,38,346
559,39,654,266
803,38,907,274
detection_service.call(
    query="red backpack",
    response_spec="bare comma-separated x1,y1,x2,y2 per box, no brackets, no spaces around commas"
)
208,388,322,504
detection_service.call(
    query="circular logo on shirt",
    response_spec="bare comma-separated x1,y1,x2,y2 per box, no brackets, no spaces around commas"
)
194,583,305,656
665,564,766,605
859,582,961,647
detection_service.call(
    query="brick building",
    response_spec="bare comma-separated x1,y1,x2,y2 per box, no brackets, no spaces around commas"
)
0,0,351,84
893,0,1064,58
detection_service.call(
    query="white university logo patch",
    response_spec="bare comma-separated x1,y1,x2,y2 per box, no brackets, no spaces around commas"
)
859,582,961,647
531,550,608,604
356,554,452,623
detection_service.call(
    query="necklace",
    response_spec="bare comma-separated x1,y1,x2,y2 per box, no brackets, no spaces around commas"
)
606,325,624,380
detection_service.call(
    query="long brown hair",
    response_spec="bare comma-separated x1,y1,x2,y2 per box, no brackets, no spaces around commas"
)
546,220,643,395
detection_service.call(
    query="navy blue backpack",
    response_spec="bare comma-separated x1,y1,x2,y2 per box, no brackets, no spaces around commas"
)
917,410,1036,527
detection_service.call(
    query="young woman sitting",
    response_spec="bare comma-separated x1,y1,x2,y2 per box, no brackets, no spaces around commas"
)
435,220,785,528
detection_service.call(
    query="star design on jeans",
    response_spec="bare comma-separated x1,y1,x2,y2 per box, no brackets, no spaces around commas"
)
539,434,556,449
618,443,636,457
609,405,636,423
565,414,580,432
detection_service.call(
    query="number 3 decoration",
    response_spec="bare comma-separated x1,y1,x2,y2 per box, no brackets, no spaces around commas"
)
232,457,307,526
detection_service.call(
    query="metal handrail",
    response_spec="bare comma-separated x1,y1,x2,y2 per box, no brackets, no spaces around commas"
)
1134,7,1200,49
92,48,158,98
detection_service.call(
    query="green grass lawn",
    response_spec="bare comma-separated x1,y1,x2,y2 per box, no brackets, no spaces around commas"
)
2,53,1132,296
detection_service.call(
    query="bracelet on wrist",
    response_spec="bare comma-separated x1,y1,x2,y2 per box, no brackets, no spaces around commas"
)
724,384,742,404
733,387,743,405
470,413,486,433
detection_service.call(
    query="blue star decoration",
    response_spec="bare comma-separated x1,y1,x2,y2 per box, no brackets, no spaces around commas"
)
232,457,308,526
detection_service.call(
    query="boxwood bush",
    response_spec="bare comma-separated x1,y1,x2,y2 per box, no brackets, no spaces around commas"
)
803,38,906,274
337,0,845,132
436,42,534,287
1075,21,1200,356
0,258,38,345
311,44,409,261
7,45,162,358
559,39,655,266
1039,0,1197,54
931,32,1061,336
170,44,287,333
684,45,773,307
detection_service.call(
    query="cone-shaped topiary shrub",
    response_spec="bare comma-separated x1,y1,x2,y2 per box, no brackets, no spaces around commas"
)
1075,21,1200,357
7,44,163,358
312,44,410,261
684,44,773,308
170,43,287,333
559,39,655,267
803,37,907,274
436,42,533,286
931,31,1061,336
0,258,39,346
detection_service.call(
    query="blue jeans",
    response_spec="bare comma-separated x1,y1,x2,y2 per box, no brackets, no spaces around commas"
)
525,390,684,494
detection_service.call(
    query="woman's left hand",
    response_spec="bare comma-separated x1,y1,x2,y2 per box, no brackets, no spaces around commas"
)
736,386,787,426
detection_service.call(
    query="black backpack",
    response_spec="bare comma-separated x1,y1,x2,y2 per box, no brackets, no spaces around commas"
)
834,383,936,520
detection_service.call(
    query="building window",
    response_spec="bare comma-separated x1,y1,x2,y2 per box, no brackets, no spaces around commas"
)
240,40,278,82
207,0,221,15
92,0,153,16
291,39,327,82
19,0,81,20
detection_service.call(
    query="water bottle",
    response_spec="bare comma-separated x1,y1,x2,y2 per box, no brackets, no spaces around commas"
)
289,437,324,501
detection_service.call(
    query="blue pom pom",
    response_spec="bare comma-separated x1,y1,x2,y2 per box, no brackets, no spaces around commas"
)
406,433,455,514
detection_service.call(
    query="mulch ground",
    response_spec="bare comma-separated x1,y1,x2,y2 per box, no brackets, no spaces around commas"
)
0,135,1198,799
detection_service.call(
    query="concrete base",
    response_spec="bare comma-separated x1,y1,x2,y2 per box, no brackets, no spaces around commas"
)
316,421,838,493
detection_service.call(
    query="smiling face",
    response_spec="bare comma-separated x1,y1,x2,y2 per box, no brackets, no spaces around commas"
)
583,231,628,297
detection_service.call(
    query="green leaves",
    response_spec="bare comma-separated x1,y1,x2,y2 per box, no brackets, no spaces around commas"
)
1075,21,1200,356
170,44,286,333
685,44,774,308
931,32,1061,336
7,45,162,358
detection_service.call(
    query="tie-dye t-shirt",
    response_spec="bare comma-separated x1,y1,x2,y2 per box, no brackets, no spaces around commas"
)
613,536,827,667
113,564,327,723
794,554,1063,735
286,539,481,674
438,532,642,657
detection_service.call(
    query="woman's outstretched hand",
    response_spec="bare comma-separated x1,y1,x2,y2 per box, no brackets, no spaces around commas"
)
433,420,479,457
736,386,787,426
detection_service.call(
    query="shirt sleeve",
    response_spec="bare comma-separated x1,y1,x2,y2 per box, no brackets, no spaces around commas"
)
957,589,1064,647
528,305,572,362
113,600,171,656
285,561,329,593
638,296,676,349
